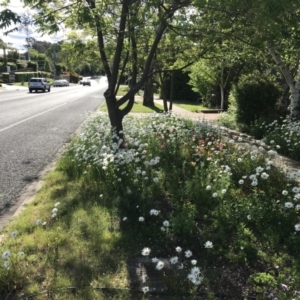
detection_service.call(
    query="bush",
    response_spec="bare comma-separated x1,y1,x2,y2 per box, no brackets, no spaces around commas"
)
233,74,281,127
162,70,200,102
27,61,38,72
0,62,17,73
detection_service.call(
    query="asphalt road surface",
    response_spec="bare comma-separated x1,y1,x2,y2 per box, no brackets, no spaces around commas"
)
0,78,107,225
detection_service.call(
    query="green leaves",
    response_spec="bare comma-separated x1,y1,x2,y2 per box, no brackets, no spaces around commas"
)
0,8,21,34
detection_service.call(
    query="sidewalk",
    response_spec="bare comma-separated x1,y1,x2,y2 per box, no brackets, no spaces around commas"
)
153,99,221,123
0,83,28,91
130,96,222,123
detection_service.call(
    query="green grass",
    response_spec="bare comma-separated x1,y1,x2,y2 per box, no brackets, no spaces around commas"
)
100,100,164,113
2,101,300,299
117,85,130,96
172,100,207,112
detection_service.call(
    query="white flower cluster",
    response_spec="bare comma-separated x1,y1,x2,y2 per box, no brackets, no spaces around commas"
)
2,231,26,270
52,202,60,218
187,266,202,285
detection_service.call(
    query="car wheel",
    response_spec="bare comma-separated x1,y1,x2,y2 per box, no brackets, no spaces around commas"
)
43,88,45,93
48,87,51,92
29,89,32,93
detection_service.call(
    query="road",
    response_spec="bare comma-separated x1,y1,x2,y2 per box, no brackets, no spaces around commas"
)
0,77,107,225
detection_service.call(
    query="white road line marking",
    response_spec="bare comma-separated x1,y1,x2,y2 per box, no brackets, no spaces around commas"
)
0,97,83,133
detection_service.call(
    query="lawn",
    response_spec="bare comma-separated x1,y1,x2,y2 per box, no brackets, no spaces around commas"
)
172,100,207,112
1,110,300,299
100,100,165,113
115,85,207,113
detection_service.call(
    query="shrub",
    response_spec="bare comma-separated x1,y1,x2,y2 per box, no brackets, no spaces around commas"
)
233,74,281,127
27,61,38,72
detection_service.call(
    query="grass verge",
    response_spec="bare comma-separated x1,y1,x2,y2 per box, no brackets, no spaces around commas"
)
172,101,207,112
100,100,164,113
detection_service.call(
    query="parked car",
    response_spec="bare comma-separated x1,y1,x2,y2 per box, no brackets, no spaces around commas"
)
53,80,69,87
28,78,51,93
61,80,69,86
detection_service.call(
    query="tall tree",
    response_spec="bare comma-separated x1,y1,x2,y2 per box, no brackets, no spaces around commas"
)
21,0,195,141
193,0,300,118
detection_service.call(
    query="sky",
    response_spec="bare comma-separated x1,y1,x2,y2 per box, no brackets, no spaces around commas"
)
1,0,65,53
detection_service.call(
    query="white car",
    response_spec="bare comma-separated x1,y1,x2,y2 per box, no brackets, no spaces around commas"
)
28,78,51,93
53,80,69,87
61,80,69,86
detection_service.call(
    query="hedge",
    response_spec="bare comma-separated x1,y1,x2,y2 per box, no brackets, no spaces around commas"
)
1,72,52,83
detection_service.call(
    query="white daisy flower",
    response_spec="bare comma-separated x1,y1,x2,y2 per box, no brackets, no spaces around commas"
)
10,231,18,238
170,256,179,264
185,250,192,258
142,286,149,294
156,261,165,270
176,246,182,253
2,250,11,260
163,220,170,227
141,247,151,256
204,241,213,248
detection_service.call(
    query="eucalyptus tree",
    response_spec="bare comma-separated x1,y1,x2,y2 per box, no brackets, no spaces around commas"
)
194,0,300,119
21,0,194,140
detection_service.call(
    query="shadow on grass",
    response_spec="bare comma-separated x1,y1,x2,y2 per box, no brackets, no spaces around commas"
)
145,104,164,113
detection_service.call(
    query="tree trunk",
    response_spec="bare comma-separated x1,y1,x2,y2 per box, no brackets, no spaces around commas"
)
220,85,224,110
169,70,174,111
158,71,168,112
143,76,154,106
104,91,125,146
267,44,300,119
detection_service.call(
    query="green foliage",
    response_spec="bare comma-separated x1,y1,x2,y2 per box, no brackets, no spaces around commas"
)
7,50,20,61
44,59,51,72
248,117,277,139
249,272,276,293
233,73,281,128
217,90,239,129
27,61,38,72
2,113,300,298
0,8,21,34
259,118,300,161
16,60,28,70
1,71,52,83
162,70,200,102
0,62,17,73
55,63,66,75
